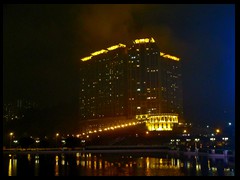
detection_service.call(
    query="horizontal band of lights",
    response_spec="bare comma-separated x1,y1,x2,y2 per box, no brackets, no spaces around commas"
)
134,37,155,44
81,43,126,61
160,52,180,61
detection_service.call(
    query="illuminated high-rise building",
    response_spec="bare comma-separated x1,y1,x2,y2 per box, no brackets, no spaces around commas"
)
79,44,128,120
79,38,183,131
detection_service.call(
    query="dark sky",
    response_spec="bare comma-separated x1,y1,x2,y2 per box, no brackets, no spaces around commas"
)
3,4,235,127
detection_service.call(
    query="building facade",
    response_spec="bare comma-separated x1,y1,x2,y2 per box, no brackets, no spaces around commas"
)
79,38,183,131
79,44,128,120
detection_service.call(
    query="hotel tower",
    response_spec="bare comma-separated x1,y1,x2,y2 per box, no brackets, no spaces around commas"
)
80,38,183,131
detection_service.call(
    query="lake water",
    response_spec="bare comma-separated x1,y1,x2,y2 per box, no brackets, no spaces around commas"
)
3,151,235,176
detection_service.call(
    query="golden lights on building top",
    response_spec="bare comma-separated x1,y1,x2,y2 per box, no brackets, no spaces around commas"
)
80,43,126,62
81,56,92,61
91,49,108,56
81,39,180,62
160,52,180,61
133,37,155,44
107,43,126,51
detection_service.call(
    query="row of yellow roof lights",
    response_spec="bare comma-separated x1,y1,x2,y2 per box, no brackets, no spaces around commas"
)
81,43,126,61
81,38,180,61
160,52,180,61
133,37,155,44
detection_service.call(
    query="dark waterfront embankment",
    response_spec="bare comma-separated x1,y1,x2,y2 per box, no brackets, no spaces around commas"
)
3,145,235,159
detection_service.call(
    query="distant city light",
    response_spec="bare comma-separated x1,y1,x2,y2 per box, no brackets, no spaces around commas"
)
210,137,215,141
222,137,228,141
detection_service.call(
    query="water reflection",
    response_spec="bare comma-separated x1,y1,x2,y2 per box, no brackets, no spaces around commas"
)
4,152,234,176
8,155,17,176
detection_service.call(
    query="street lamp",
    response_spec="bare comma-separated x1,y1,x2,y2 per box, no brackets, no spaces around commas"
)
216,129,220,135
56,133,59,148
9,132,14,149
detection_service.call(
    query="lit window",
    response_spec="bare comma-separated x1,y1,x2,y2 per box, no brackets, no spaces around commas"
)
137,88,141,91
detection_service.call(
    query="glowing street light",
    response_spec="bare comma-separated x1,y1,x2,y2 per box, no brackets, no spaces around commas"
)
9,132,14,149
56,133,59,147
216,129,220,134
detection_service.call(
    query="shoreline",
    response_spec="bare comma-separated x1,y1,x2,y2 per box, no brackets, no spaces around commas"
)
3,146,235,160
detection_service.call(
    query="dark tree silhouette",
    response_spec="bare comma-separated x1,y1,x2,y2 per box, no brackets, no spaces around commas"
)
65,137,81,149
18,136,35,149
39,138,50,148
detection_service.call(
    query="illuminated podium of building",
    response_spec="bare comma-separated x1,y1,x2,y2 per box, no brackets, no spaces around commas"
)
136,113,178,131
80,37,183,132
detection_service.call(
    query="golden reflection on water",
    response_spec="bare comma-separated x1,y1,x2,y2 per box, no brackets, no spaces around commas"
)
99,159,102,169
55,155,59,176
8,155,17,176
8,159,12,176
61,154,65,166
27,154,31,161
6,152,235,176
34,155,39,176
74,153,184,176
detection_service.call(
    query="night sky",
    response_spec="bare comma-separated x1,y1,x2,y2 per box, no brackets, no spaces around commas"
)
3,4,235,128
